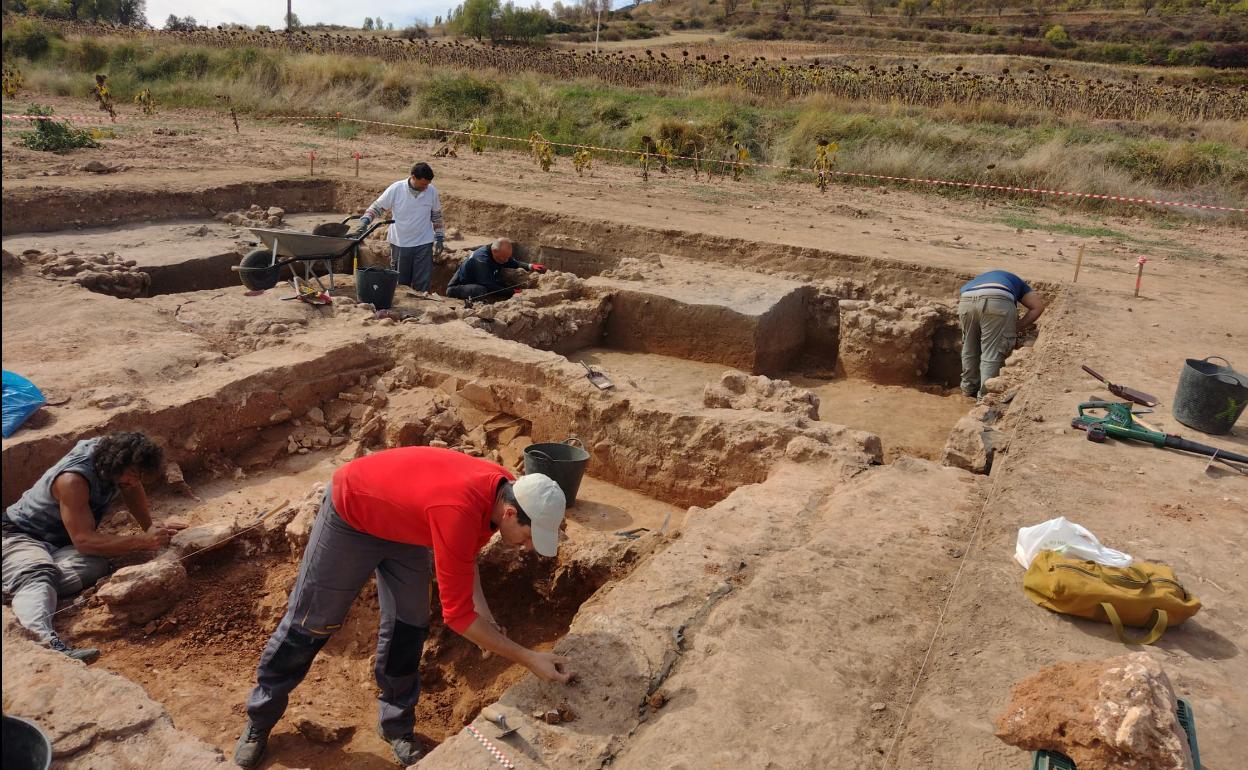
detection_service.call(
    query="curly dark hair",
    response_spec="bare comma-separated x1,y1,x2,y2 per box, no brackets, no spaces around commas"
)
92,432,163,483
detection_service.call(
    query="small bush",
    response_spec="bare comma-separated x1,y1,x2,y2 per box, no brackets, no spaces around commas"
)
64,38,110,71
378,78,413,109
1109,141,1230,186
18,104,102,153
1043,24,1072,48
2,18,60,61
422,74,500,119
737,22,784,40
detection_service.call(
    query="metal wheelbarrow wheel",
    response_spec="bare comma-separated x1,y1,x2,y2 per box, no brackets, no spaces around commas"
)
237,248,282,291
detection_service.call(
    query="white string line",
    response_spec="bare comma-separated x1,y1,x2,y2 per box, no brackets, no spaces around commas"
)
880,389,1030,768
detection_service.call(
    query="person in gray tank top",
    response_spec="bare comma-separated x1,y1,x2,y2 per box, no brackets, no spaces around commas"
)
2,432,182,662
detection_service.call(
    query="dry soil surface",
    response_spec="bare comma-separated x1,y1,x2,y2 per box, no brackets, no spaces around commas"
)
3,96,1247,770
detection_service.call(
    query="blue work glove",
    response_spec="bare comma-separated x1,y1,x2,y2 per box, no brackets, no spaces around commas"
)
350,216,371,239
434,236,445,257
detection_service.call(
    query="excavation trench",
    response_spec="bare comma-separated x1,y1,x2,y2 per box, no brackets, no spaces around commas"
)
2,185,1040,766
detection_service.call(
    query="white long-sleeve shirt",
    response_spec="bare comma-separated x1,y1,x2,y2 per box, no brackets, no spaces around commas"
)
365,179,444,248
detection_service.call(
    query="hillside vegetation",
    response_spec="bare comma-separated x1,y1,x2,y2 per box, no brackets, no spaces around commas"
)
4,18,1245,214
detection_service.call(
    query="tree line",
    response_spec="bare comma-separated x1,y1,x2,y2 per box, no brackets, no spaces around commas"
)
2,0,146,26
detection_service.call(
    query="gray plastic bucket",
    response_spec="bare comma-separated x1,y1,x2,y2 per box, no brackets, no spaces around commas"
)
355,267,399,310
1172,356,1247,435
523,438,590,505
3,715,53,770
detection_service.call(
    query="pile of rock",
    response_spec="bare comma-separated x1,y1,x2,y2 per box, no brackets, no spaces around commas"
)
379,374,532,472
217,204,286,228
285,379,391,461
703,372,820,421
19,249,151,299
473,278,608,352
602,256,658,281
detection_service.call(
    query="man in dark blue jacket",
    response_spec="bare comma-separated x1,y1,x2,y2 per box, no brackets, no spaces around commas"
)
446,238,546,303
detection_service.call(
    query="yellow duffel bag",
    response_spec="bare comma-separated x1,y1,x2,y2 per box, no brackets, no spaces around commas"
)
1023,549,1201,645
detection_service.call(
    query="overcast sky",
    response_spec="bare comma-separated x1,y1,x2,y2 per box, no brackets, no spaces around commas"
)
143,0,611,28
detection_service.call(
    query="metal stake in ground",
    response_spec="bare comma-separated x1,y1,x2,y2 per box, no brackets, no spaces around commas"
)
353,151,361,177
1072,243,1085,283
1134,255,1147,297
308,150,316,176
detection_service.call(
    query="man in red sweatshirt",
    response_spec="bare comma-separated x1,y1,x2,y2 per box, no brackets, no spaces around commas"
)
233,447,571,768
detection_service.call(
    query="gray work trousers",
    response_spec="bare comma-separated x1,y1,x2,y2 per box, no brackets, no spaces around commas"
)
391,243,433,292
245,484,432,738
2,526,110,642
958,295,1018,397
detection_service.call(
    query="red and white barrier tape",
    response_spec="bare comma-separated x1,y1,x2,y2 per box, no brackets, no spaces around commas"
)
465,724,516,769
2,113,118,123
271,114,1248,214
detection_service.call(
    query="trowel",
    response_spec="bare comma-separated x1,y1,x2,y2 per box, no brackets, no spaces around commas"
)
480,706,518,739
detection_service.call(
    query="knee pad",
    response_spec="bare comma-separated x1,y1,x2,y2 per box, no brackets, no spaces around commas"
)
268,628,329,678
383,620,429,678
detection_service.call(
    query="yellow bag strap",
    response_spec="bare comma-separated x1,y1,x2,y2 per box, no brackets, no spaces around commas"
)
1101,603,1168,645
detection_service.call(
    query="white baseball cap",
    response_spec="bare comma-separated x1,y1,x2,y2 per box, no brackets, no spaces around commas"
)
512,473,566,557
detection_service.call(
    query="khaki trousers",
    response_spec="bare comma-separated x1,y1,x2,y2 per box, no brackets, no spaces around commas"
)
958,295,1017,397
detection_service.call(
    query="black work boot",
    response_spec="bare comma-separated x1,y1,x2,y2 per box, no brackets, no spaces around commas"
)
381,731,423,766
48,634,100,663
233,720,271,768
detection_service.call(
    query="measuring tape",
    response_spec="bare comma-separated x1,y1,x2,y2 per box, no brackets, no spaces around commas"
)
465,724,516,769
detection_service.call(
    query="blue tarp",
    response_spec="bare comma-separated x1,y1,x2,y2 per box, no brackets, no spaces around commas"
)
2,370,46,438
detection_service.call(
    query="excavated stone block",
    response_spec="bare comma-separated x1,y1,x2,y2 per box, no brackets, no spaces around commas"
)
995,653,1194,770
170,520,242,558
96,558,188,624
838,302,942,384
590,260,808,375
286,483,326,550
458,380,500,411
940,405,1000,474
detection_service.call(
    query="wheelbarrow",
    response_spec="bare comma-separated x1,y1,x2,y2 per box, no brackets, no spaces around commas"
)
233,215,393,301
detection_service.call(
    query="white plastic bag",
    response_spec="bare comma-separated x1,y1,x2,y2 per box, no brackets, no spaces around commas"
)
1014,516,1132,569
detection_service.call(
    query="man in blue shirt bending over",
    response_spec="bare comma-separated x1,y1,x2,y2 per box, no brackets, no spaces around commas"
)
446,238,546,303
958,270,1046,398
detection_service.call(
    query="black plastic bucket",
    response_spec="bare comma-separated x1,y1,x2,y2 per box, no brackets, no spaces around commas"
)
2,715,52,770
355,267,399,310
523,438,590,505
1173,356,1247,435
